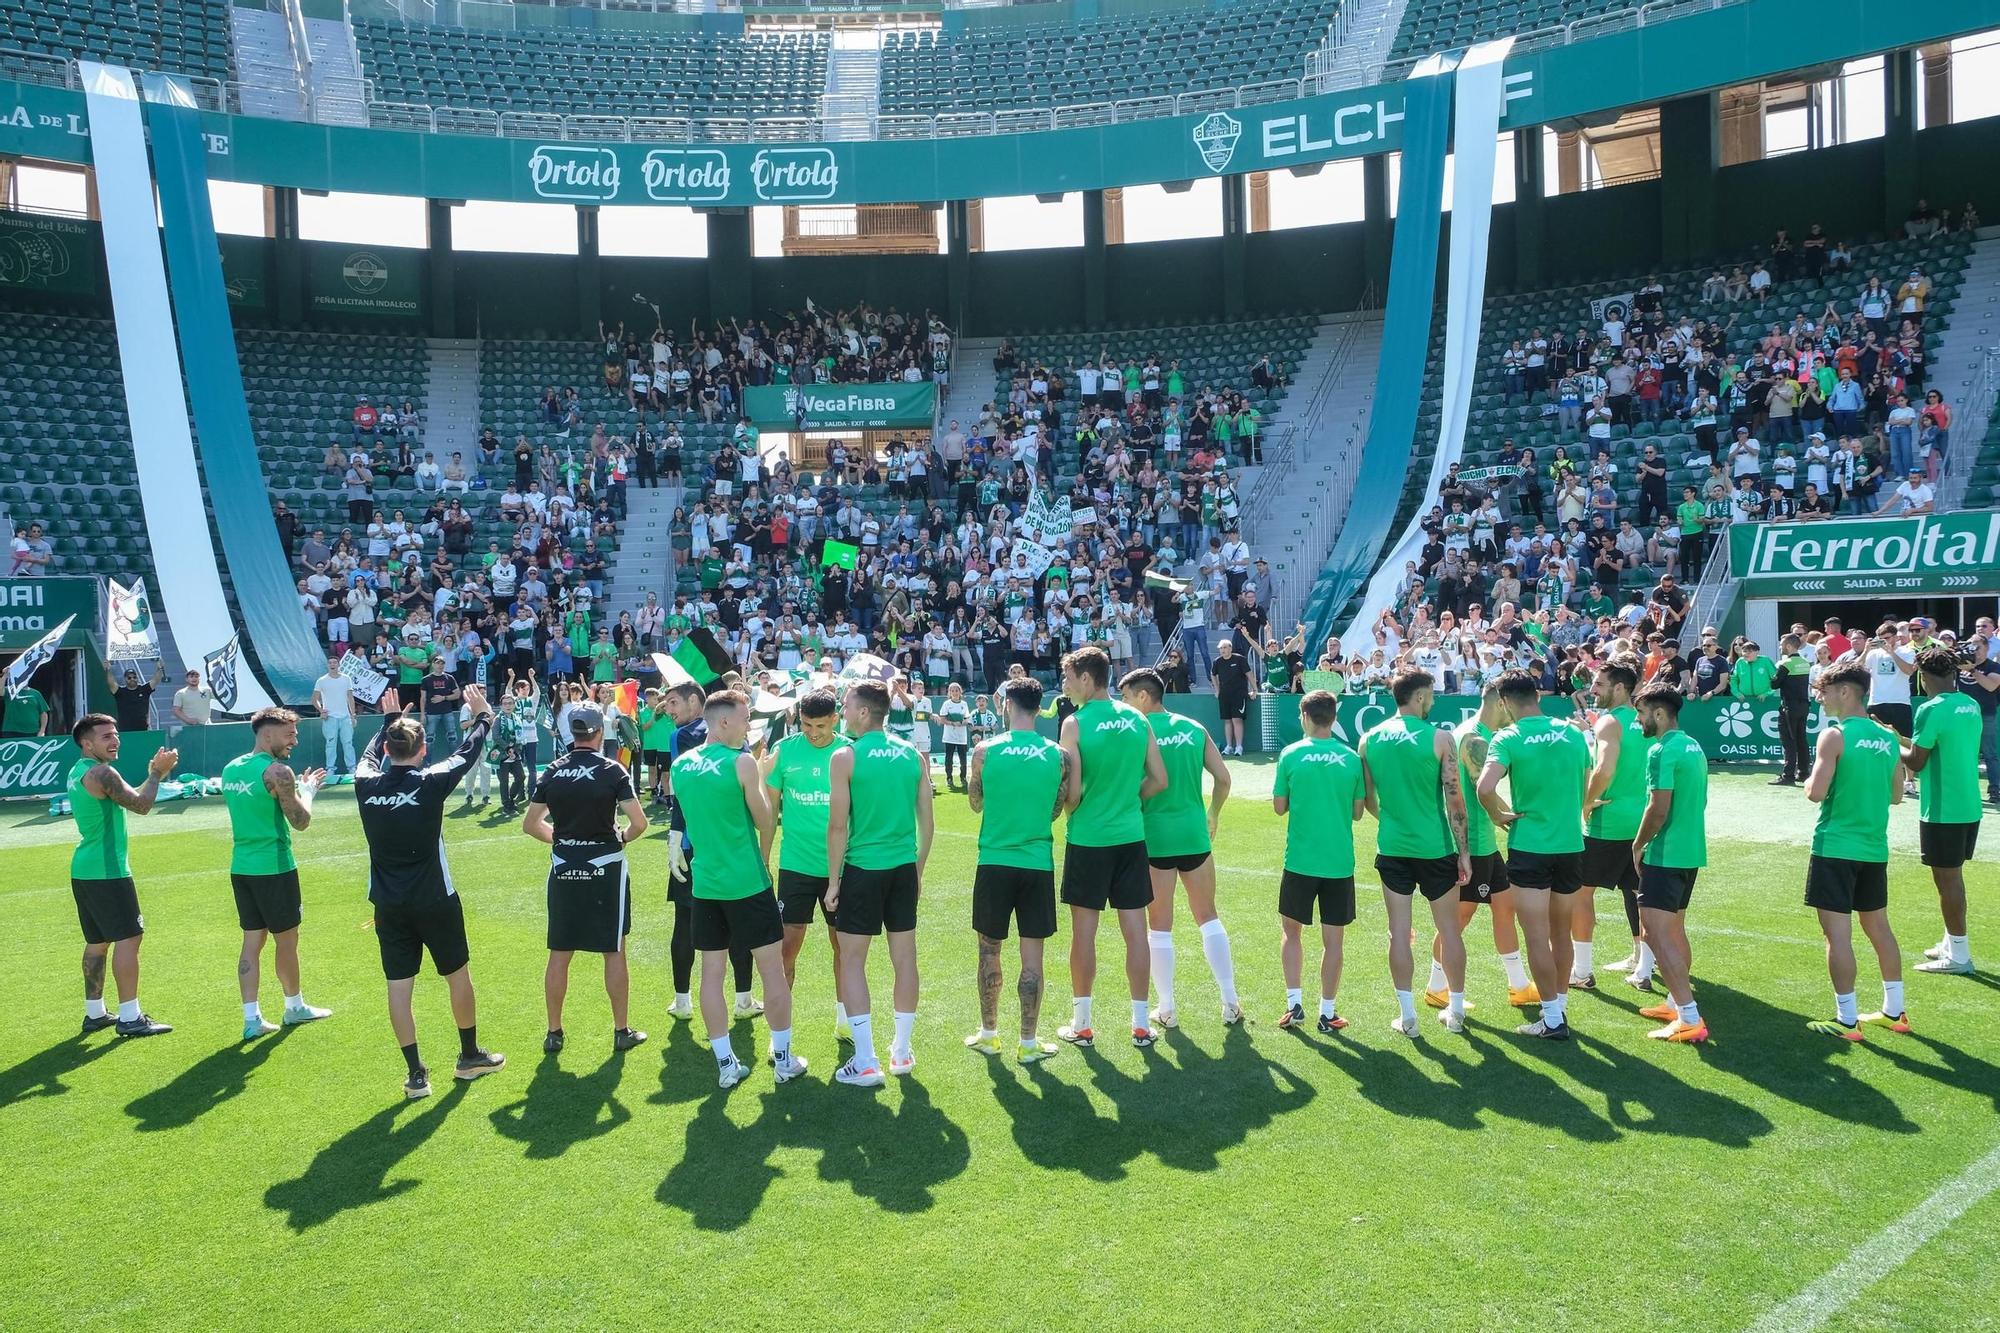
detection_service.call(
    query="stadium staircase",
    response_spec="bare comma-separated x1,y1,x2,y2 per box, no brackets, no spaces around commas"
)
1928,227,2000,511
302,1,370,127
936,337,1003,433
1309,0,1411,91
227,2,309,121
1386,0,1638,64
602,484,683,625
820,28,882,142
423,337,483,473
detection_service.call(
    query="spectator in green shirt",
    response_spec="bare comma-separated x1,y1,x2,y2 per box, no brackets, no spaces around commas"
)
1730,642,1776,698
1582,583,1616,620
1675,486,1707,572
0,683,50,737
394,638,433,710
589,629,620,684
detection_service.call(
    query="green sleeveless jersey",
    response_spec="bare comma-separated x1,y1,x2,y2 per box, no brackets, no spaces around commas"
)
222,751,296,875
1453,717,1497,857
1068,697,1150,847
765,732,845,876
1362,715,1456,859
1273,735,1364,877
1812,716,1897,863
844,730,922,870
976,730,1064,871
1585,705,1650,841
1489,715,1591,855
68,757,130,880
670,742,768,899
1141,711,1211,858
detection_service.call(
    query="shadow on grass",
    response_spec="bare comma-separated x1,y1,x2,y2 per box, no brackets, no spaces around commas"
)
264,1082,470,1231
124,1028,296,1132
646,1018,720,1109
0,1034,122,1112
656,1071,971,1229
1686,980,1921,1133
489,1050,633,1160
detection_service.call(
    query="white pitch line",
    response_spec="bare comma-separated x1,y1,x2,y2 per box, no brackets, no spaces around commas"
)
1744,1140,2000,1333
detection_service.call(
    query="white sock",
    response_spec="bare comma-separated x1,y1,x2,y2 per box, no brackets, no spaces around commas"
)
1448,991,1464,1019
1882,980,1904,1017
1634,941,1656,980
892,1010,916,1058
1834,991,1858,1025
975,1027,996,1040
1677,999,1701,1025
1949,934,1971,965
735,990,752,1007
769,1027,791,1060
85,998,107,1020
1072,995,1093,1031
1131,998,1149,1030
243,1001,262,1021
1199,918,1238,1006
1148,930,1176,1012
1285,986,1303,1009
1542,993,1567,1027
1395,989,1416,1025
850,1012,877,1065
118,999,140,1022
1426,959,1447,992
283,993,303,1011
675,991,690,1007
1500,951,1529,989
711,1034,735,1067
1319,995,1337,1019
834,1001,849,1025
1571,940,1594,978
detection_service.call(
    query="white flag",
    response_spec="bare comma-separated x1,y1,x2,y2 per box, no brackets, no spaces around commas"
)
107,577,159,661
336,650,391,706
5,615,72,699
203,634,243,712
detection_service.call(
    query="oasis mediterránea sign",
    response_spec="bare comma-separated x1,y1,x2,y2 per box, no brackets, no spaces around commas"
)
1728,514,2000,597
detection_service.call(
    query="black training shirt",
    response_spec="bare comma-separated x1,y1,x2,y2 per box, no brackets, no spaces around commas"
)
355,714,492,907
532,747,635,845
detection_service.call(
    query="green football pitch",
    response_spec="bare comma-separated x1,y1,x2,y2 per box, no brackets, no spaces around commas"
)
1,765,1996,1331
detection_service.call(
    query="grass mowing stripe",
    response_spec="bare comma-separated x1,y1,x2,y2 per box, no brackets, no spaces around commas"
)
1746,1139,2000,1333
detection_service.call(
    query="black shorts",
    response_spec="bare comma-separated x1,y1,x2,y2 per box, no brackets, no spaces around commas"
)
1581,836,1641,894
1507,848,1585,894
1279,870,1355,926
546,847,632,953
643,749,669,768
777,868,831,925
375,893,471,980
693,890,784,954
669,855,691,905
1805,854,1890,914
837,862,920,936
1868,702,1914,738
1919,820,1981,869
1061,839,1155,912
1217,692,1247,721
1463,851,1509,905
1637,865,1699,913
973,864,1058,940
231,870,303,934
71,876,143,945
1147,851,1211,874
1375,853,1459,901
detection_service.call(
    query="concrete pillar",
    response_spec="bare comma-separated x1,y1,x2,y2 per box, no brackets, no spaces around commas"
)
1919,42,1952,128
1220,172,1247,318
1658,93,1719,266
1883,48,1919,239
945,199,972,334
575,205,601,340
1718,85,1764,167
272,186,303,327
1247,171,1271,232
965,197,985,252
705,210,752,327
1512,126,1545,290
1362,153,1390,305
1082,189,1107,326
1554,130,1583,194
1102,186,1125,245
426,198,455,339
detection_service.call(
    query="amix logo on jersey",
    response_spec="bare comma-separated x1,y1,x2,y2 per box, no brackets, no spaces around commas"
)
1294,751,1353,766
678,752,728,777
1156,730,1203,749
1852,733,1896,757
993,743,1056,762
1515,731,1573,746
545,763,600,782
362,790,422,810
220,779,254,796
1093,717,1141,734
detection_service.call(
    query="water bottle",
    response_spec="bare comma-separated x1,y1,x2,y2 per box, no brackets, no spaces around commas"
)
47,796,70,816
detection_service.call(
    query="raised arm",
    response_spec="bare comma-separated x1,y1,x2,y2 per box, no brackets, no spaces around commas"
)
263,761,323,832
83,746,178,815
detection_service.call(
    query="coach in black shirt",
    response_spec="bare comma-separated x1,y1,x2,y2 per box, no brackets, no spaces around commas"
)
523,702,649,1055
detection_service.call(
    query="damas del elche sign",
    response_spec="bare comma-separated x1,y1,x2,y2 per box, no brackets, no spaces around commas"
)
1729,513,2000,597
527,145,838,205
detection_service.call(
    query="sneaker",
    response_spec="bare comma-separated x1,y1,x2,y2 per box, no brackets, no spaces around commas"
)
1056,1024,1094,1047
1514,1019,1571,1040
1017,1039,1059,1064
1389,1015,1420,1038
1220,1001,1245,1026
1507,985,1542,1007
1922,938,1950,961
1570,972,1597,991
1860,1010,1912,1033
1421,988,1448,1009
613,1027,649,1052
404,1066,432,1100
1131,1026,1158,1048
889,1051,916,1075
1276,1002,1307,1030
282,1003,333,1026
1916,956,1974,975
834,1058,886,1088
1604,952,1640,973
1648,1018,1709,1043
1627,973,1655,993
1316,1012,1348,1033
1806,1018,1863,1041
1149,1007,1178,1030
717,1055,750,1090
1638,1002,1679,1022
454,1049,506,1080
115,1014,173,1038
543,1029,565,1054
963,1032,1003,1056
242,1015,280,1041
80,1013,118,1036
772,1050,809,1083
1437,1008,1465,1034
1768,776,1797,787
667,996,694,1020
733,996,765,1019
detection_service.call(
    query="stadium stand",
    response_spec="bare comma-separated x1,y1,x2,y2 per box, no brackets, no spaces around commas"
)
0,0,229,82
1387,0,1634,64
351,19,828,121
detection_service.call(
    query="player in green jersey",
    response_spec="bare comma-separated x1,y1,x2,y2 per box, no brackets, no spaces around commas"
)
673,690,807,1089
1273,690,1366,1033
637,689,676,802
760,689,851,1039
1478,669,1593,1040
1628,683,1710,1044
1424,682,1541,1011
1121,667,1241,1029
826,678,934,1086
1574,661,1649,991
1056,647,1167,1049
1361,669,1472,1036
222,708,331,1041
66,713,178,1038
1803,660,1908,1040
965,677,1071,1062
1903,648,1983,975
